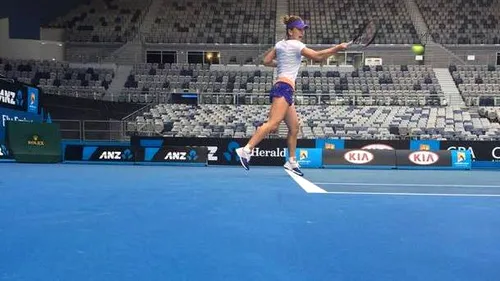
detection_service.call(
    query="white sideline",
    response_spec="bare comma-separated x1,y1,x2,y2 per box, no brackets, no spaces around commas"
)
285,170,327,193
286,177,500,197
315,182,500,188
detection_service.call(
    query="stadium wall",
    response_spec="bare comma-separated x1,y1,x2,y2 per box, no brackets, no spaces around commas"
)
447,46,499,65
145,44,271,65
54,138,488,170
40,27,65,42
0,18,64,60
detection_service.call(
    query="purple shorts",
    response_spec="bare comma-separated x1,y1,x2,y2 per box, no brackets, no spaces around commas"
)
269,82,294,105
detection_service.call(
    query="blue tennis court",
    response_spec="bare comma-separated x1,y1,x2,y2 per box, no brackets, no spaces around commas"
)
1,163,499,281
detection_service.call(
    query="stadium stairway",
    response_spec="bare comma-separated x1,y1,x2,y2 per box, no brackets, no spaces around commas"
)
404,0,430,43
424,42,466,68
275,0,288,42
405,0,466,68
104,41,144,65
106,65,133,101
139,0,162,37
433,68,465,107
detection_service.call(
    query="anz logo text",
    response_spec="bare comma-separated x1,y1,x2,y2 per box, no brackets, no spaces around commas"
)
0,90,16,105
98,149,133,160
164,151,187,160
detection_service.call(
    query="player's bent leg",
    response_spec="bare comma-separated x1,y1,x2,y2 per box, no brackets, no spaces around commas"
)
237,97,289,171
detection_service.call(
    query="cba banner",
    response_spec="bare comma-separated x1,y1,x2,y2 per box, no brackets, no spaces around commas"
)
140,146,208,164
441,141,500,162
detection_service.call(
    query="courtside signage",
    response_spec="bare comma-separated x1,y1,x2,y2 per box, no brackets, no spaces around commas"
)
408,151,439,165
344,150,374,164
323,149,396,168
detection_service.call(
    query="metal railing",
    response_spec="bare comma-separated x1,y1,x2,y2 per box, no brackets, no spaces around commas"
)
53,119,135,142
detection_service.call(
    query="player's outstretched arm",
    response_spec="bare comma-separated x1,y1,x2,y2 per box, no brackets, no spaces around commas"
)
301,43,349,62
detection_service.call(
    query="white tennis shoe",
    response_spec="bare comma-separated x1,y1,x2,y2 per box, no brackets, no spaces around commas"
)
235,147,251,170
284,160,304,176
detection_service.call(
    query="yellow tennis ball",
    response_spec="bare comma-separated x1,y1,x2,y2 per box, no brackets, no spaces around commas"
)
412,44,425,55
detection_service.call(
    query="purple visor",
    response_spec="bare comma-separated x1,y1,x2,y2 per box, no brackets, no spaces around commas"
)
287,19,309,30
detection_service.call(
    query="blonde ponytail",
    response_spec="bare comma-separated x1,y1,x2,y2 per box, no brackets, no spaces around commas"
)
282,15,302,26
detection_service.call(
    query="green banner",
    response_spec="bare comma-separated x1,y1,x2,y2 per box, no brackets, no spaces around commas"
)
6,121,62,163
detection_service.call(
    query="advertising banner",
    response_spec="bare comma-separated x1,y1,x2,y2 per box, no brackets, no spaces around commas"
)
285,148,322,168
410,140,440,151
133,137,316,166
0,143,12,160
0,79,40,113
315,139,345,150
1,107,43,143
395,150,471,169
140,146,208,165
64,145,135,162
396,150,451,167
322,149,397,168
440,141,500,162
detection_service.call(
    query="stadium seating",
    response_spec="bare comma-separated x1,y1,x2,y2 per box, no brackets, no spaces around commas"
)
143,0,276,44
450,65,500,106
47,0,151,43
417,0,500,44
288,0,420,44
0,58,114,99
127,104,500,140
121,63,274,102
122,64,444,106
292,64,444,106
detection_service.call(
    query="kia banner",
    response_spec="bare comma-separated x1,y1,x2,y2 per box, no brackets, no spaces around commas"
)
322,149,396,168
396,150,450,166
395,150,471,169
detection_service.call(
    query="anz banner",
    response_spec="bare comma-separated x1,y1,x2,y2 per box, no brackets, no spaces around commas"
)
135,137,316,166
63,143,207,165
139,146,207,165
0,79,40,114
0,143,13,160
64,145,135,162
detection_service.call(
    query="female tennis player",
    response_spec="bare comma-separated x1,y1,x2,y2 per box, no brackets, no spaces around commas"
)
236,15,349,176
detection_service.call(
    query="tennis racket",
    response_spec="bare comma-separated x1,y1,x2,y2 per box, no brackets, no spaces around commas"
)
346,20,378,48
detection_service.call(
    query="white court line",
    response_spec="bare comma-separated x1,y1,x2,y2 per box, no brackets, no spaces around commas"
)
286,175,500,197
315,182,500,188
285,170,327,193
319,191,500,197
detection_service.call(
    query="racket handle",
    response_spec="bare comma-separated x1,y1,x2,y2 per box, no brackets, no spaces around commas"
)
346,40,353,46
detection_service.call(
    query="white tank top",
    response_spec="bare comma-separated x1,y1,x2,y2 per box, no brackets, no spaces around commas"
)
275,39,306,87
